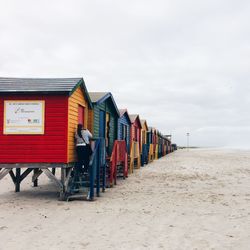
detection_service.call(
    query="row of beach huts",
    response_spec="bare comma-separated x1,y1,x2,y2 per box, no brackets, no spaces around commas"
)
0,78,177,201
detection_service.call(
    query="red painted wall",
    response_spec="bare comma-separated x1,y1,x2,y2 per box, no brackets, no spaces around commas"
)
0,95,68,163
130,117,141,149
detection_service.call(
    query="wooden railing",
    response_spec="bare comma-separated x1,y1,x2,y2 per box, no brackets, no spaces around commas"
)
87,138,106,200
129,141,141,174
108,140,128,187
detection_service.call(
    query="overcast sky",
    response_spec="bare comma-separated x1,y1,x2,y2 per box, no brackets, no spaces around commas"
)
0,0,249,148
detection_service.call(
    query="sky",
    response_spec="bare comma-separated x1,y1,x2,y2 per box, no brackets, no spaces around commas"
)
0,0,249,148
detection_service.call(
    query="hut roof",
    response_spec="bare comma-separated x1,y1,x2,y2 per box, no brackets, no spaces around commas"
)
119,109,132,123
0,77,92,107
129,114,142,128
148,126,156,131
119,109,127,117
89,92,120,117
88,92,109,103
140,119,149,131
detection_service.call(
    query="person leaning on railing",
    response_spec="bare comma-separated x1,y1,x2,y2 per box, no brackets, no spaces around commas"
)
75,124,93,174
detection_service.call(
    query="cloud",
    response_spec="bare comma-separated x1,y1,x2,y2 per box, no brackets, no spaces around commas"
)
0,0,249,147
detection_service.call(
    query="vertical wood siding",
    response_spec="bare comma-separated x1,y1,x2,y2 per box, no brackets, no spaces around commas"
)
87,108,94,133
67,87,89,163
90,98,118,156
141,122,148,151
106,99,117,154
0,95,68,163
147,130,152,145
130,117,141,150
117,113,131,152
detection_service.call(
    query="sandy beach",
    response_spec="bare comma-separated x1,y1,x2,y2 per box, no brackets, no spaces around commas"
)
0,149,250,250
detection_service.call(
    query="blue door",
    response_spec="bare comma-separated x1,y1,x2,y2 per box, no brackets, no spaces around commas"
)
99,110,106,138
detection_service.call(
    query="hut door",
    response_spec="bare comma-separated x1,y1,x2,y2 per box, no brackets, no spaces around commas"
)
134,127,138,142
121,124,126,140
124,125,129,152
105,113,110,151
78,105,85,126
124,125,127,141
99,110,106,138
142,130,145,145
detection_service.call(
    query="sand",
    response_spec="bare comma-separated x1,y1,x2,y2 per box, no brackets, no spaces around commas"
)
0,148,250,250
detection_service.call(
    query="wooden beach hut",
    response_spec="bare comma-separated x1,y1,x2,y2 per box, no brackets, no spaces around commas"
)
162,136,168,156
0,77,104,200
158,131,164,159
172,144,178,151
129,114,142,173
118,109,131,152
153,128,159,160
140,119,149,166
88,92,119,156
147,127,154,162
88,92,124,187
108,108,132,184
164,135,172,153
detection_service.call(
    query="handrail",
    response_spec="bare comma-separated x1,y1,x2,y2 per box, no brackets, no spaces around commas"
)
88,138,106,200
89,139,100,166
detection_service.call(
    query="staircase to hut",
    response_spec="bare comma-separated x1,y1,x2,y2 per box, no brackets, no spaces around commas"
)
67,171,91,201
65,138,106,201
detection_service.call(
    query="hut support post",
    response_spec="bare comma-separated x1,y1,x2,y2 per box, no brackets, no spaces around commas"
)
101,139,106,193
0,168,12,182
33,169,42,187
15,168,21,192
43,169,63,190
9,170,16,184
52,168,56,176
59,167,72,201
96,146,100,197
102,163,106,193
89,158,95,201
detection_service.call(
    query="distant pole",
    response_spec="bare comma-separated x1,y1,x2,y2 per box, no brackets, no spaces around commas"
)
187,133,190,151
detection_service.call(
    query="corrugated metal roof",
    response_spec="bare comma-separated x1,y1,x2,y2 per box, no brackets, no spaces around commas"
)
88,92,109,103
140,119,148,130
89,92,120,117
119,109,130,119
119,109,132,123
129,114,142,128
0,77,82,93
129,114,139,123
119,109,127,117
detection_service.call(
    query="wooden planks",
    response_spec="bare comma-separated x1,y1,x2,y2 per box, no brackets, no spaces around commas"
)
67,86,89,163
0,95,68,163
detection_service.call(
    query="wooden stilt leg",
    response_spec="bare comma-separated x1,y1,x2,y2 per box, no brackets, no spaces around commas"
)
59,168,66,201
33,169,38,187
0,168,11,181
15,168,21,192
32,169,42,187
52,168,56,176
96,147,100,197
